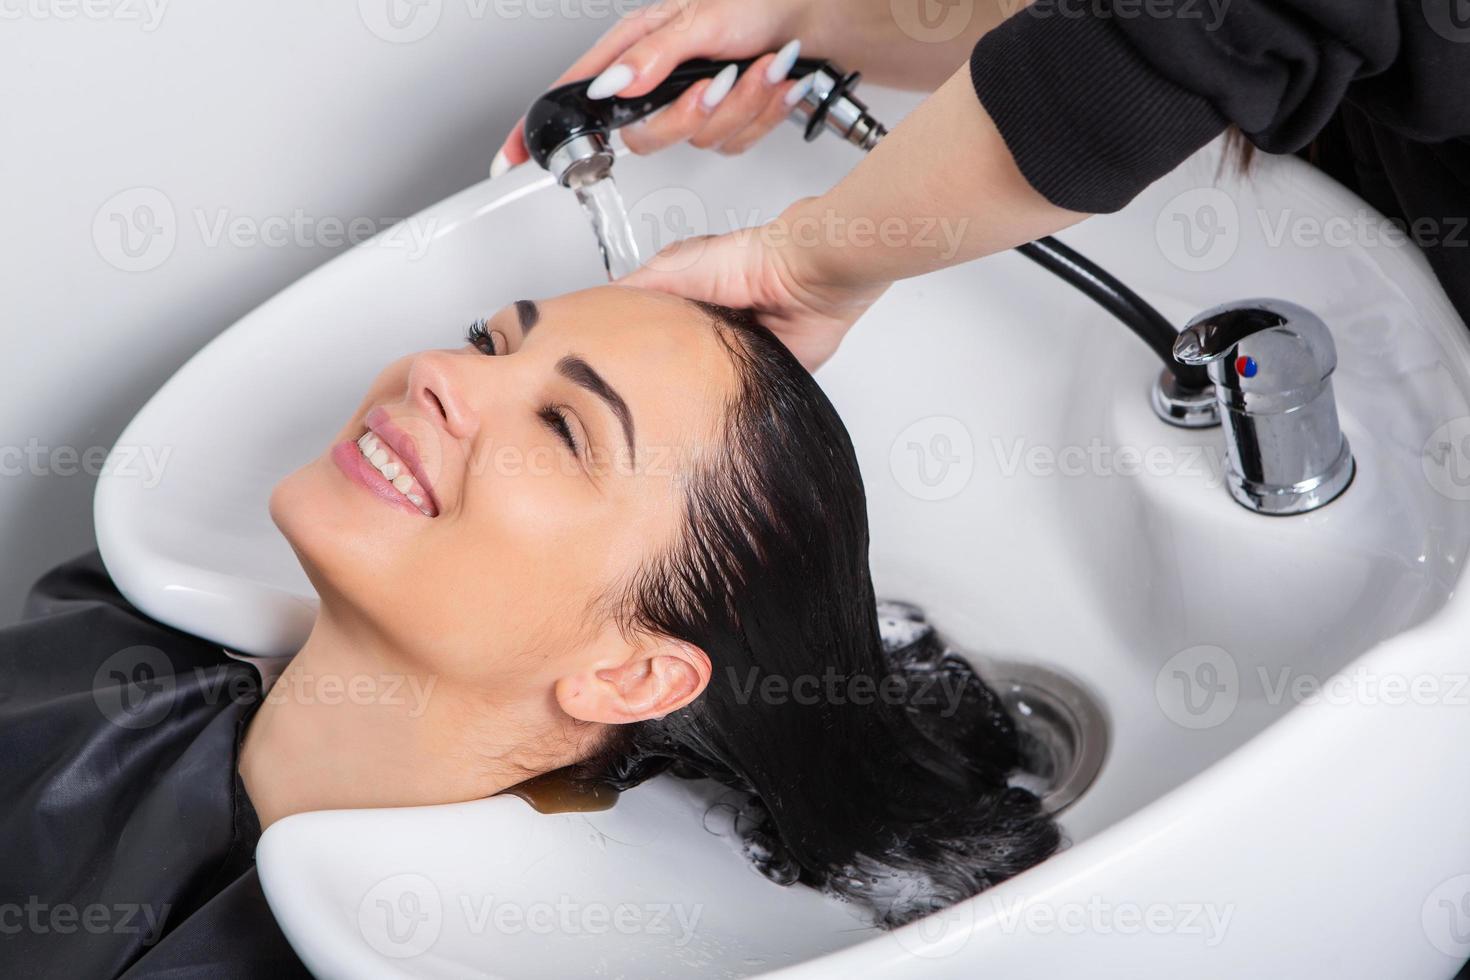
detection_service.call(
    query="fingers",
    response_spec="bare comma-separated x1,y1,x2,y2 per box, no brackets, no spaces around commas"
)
686,52,783,150
619,77,720,156
583,1,723,100
622,233,750,304
620,42,805,157
492,1,696,169
717,72,815,155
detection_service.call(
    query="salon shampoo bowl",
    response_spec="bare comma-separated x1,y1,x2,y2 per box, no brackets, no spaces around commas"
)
96,88,1470,978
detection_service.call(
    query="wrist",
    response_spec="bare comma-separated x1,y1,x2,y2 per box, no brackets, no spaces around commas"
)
761,200,893,332
768,196,894,294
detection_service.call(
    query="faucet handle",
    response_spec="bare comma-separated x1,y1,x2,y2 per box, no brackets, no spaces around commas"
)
1172,299,1338,404
1172,298,1353,515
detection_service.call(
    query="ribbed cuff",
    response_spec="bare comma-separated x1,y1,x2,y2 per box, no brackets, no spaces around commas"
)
970,8,1227,214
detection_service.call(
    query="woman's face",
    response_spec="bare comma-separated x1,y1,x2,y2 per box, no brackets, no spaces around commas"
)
271,286,737,707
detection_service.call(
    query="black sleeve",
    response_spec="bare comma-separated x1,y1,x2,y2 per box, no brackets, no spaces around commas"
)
969,0,1407,214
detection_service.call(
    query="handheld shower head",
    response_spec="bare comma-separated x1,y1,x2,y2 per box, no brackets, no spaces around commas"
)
523,56,887,186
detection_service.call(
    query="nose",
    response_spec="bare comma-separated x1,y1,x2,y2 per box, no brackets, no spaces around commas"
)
406,351,479,441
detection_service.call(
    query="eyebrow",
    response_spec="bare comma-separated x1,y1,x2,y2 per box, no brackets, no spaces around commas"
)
515,299,539,333
556,354,634,459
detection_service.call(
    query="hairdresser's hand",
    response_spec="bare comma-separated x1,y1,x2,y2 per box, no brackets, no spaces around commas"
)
492,0,815,175
623,203,890,370
624,66,1088,369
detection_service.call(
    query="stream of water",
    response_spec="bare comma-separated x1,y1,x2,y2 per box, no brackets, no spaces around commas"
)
572,174,642,280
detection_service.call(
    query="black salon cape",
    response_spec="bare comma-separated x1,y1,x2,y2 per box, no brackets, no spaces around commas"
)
0,553,310,979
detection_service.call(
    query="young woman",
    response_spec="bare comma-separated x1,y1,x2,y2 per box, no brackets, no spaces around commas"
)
0,286,1058,977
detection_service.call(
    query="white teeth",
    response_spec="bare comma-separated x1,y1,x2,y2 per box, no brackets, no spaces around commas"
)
356,430,435,517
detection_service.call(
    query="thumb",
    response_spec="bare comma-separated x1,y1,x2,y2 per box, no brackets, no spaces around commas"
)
621,235,726,296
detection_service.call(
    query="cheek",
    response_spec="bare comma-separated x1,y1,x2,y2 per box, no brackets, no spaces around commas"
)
401,463,658,683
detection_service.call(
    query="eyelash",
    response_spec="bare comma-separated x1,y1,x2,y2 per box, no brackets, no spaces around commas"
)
465,319,499,356
465,321,581,457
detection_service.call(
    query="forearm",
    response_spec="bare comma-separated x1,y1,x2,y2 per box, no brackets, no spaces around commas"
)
796,0,1027,91
773,63,1085,292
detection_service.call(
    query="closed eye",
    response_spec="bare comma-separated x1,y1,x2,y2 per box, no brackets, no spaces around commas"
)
466,319,504,355
465,318,584,466
539,404,580,456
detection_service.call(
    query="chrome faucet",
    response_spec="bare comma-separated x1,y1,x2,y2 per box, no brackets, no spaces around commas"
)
1172,299,1355,515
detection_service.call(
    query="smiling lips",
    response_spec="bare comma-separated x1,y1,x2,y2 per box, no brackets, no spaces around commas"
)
330,407,442,518
354,432,435,516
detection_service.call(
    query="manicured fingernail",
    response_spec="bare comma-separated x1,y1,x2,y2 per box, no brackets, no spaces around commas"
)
784,72,816,107
489,149,512,179
702,63,738,109
766,39,801,84
588,63,635,100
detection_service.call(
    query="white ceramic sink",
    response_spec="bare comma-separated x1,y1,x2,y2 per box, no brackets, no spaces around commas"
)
96,89,1470,978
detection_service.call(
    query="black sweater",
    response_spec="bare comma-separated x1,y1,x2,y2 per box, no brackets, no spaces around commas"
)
970,0,1470,323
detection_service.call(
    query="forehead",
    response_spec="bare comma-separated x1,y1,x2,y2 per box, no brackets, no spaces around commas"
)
521,285,741,452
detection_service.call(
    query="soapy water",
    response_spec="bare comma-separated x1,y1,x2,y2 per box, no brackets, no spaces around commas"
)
573,174,642,281
876,601,1106,817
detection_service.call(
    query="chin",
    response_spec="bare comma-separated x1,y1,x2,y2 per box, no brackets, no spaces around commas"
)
271,455,386,593
269,453,441,649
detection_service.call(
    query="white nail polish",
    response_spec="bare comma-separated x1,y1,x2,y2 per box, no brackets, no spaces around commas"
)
587,63,635,100
702,63,739,109
489,149,512,179
784,72,816,107
766,39,801,84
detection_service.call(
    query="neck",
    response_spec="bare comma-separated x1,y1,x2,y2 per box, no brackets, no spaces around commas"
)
238,610,566,830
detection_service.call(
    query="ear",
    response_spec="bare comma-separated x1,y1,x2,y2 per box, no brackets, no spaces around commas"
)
555,636,711,725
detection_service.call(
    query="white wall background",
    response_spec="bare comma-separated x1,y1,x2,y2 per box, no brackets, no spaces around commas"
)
0,1,610,624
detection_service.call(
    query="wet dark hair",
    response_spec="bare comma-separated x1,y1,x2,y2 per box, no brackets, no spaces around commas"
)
574,301,1060,927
